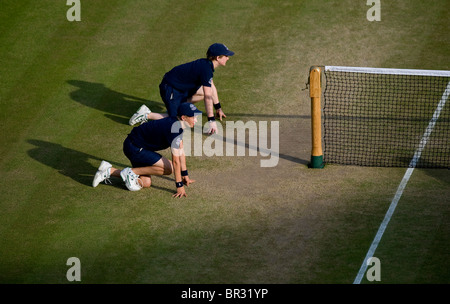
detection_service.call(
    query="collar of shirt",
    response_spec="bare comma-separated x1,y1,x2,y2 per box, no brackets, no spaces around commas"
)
208,59,215,72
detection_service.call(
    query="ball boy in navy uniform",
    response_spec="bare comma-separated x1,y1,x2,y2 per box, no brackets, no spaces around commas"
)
129,43,234,134
93,103,202,198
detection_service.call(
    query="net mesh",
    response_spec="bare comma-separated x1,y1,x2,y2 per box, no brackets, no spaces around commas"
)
322,68,450,168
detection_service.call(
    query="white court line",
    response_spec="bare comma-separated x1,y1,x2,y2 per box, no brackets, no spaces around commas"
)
353,81,450,284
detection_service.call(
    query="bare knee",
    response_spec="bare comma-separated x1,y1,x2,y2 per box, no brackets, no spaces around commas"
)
140,176,152,188
162,158,173,175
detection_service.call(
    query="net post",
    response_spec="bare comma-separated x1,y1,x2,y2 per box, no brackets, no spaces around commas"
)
309,66,324,168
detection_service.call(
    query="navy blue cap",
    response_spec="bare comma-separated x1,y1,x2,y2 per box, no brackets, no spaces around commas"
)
177,103,203,117
207,43,235,57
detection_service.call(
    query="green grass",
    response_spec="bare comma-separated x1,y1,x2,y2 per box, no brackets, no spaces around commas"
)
0,0,449,284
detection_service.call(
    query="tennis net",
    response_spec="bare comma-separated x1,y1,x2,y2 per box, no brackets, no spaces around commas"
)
322,66,450,168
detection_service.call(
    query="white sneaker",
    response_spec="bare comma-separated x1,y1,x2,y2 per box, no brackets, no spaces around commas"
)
92,161,112,187
120,167,143,191
129,104,151,126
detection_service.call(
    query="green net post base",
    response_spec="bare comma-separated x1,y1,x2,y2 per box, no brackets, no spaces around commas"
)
309,155,324,169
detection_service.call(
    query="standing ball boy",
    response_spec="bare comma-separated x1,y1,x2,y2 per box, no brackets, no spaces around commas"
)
129,43,234,134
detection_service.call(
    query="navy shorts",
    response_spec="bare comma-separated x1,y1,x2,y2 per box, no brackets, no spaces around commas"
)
123,137,162,168
159,80,199,117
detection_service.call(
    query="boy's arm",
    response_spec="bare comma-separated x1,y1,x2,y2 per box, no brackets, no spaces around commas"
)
171,143,187,198
210,80,226,121
203,85,218,134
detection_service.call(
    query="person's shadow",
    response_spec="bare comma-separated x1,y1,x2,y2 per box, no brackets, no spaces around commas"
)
67,80,165,125
27,139,174,193
27,139,128,188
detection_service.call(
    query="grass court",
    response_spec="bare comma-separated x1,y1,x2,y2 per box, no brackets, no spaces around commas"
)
0,0,449,284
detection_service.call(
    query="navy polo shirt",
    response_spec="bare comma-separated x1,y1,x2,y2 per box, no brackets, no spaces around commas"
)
162,58,214,92
127,117,183,151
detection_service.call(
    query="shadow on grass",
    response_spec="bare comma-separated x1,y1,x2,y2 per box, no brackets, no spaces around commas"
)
227,112,310,119
27,139,174,194
219,134,309,166
67,80,165,125
27,139,127,188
